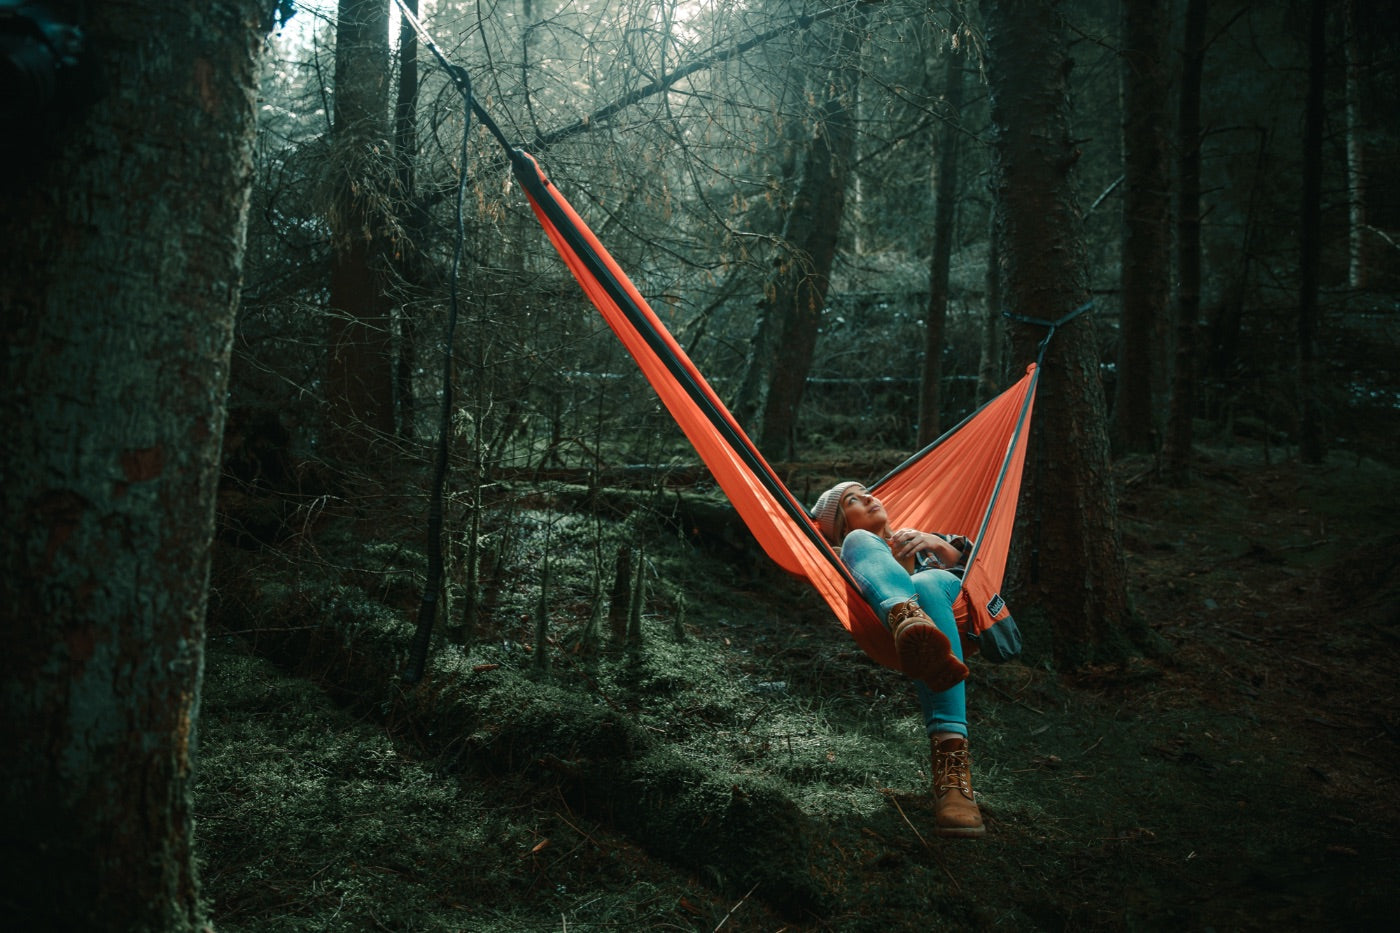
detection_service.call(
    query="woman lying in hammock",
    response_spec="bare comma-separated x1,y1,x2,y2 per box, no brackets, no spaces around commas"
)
811,481,985,838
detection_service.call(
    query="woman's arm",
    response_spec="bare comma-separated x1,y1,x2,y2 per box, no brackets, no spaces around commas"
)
891,529,967,568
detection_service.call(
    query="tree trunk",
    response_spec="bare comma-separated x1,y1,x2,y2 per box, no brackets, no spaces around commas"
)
325,0,395,460
1203,126,1268,420
1344,0,1366,290
918,46,966,446
977,211,1005,405
753,11,864,458
980,0,1141,669
0,1,270,928
609,545,634,643
1163,0,1206,485
1297,0,1327,464
1112,0,1171,454
393,0,422,439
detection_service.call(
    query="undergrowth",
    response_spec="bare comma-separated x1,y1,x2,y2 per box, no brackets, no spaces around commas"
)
199,448,1400,931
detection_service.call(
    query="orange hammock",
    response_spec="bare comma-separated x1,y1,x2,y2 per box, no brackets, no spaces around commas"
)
507,149,1034,670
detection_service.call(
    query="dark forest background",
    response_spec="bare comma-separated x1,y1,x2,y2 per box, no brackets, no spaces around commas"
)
2,0,1397,930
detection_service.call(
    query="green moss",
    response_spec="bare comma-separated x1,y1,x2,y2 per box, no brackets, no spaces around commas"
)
200,452,1400,931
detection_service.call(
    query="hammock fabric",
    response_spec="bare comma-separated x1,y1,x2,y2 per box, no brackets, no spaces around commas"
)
509,148,1033,672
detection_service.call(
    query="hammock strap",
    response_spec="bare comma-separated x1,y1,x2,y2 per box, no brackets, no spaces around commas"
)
1004,300,1094,355
394,0,514,153
1000,300,1094,584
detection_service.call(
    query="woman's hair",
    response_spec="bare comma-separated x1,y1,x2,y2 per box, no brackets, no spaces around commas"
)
811,481,862,545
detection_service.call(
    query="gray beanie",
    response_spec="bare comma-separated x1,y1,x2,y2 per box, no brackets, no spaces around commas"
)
811,481,862,545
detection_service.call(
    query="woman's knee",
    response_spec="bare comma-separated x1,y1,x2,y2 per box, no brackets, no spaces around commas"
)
914,568,962,601
840,529,888,564
842,529,883,549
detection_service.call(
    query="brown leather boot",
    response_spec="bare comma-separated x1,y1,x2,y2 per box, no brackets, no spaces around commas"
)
887,597,968,692
930,735,985,837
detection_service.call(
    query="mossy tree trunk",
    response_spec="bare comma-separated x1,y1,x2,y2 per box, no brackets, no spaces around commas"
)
980,0,1144,668
325,0,395,461
750,8,865,458
0,1,272,927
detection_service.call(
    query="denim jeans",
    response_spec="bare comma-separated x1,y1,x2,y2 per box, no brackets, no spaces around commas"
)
840,529,967,737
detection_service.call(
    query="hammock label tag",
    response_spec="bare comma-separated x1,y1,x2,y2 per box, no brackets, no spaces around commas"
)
985,594,1006,618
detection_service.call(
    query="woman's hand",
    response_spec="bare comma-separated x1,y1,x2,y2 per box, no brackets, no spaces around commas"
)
891,529,963,567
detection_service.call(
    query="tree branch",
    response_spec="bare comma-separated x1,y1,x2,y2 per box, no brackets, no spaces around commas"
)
522,5,848,153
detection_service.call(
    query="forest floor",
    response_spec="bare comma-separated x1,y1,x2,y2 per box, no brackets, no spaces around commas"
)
199,442,1399,932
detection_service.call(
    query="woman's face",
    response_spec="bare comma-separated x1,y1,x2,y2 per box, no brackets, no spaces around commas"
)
839,485,889,537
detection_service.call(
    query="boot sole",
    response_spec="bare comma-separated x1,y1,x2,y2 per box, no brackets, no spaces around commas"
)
895,620,968,692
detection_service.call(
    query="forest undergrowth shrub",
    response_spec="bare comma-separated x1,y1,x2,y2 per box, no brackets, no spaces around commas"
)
198,646,515,932
212,447,1400,929
204,490,961,923
200,448,1400,930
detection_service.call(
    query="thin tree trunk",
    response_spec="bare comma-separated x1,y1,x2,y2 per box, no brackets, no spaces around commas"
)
1163,0,1206,485
393,0,422,439
977,211,1005,405
1112,0,1171,454
731,75,805,433
918,46,966,446
1204,126,1268,420
325,0,395,461
732,307,781,431
0,2,269,928
980,0,1142,669
754,10,865,457
1344,0,1366,290
609,544,634,644
1298,0,1327,464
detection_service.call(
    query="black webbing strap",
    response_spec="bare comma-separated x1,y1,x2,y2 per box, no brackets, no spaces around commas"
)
1004,299,1094,358
393,0,513,152
1001,300,1093,585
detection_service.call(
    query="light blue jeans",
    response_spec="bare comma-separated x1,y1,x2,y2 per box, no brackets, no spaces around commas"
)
840,529,967,737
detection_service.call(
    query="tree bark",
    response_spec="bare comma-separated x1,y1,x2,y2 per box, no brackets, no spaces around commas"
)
1112,0,1171,454
918,45,967,446
752,10,865,458
1203,126,1268,420
1163,0,1206,485
977,211,1005,405
0,1,270,928
1343,0,1366,290
325,0,395,460
980,0,1141,668
393,0,422,439
1297,0,1327,464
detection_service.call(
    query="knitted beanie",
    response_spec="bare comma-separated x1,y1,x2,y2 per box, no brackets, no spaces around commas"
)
811,481,862,545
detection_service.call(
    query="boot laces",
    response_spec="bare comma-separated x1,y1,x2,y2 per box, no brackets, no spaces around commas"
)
934,743,974,800
889,597,921,629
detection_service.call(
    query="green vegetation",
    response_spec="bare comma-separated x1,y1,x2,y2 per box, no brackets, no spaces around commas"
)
199,447,1399,931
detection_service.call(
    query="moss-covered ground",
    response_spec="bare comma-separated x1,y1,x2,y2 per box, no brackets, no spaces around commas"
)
198,445,1399,931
